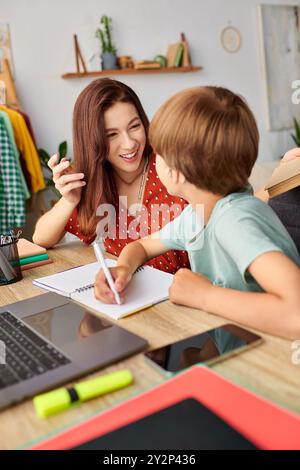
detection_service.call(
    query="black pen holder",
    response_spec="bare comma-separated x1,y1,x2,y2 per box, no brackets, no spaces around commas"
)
0,239,22,285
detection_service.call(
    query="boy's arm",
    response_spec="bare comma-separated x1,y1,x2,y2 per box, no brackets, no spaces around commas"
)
117,234,169,273
95,206,185,303
94,234,169,304
120,203,187,271
170,252,300,339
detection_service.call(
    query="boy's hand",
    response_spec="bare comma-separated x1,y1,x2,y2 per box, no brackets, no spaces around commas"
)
94,265,132,304
281,147,300,164
169,268,212,310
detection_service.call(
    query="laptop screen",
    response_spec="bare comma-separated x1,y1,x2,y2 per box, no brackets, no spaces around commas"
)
23,302,112,348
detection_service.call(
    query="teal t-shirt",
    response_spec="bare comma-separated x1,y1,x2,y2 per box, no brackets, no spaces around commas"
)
159,186,300,292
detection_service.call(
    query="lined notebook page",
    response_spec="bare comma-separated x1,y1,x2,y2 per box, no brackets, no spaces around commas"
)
72,265,173,320
33,261,173,320
32,261,109,296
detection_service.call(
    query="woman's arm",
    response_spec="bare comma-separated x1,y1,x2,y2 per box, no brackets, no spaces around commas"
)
169,252,300,339
32,155,85,248
32,197,77,248
255,148,300,202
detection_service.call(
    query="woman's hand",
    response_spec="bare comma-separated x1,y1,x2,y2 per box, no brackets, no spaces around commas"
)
94,265,132,304
280,147,300,164
169,268,213,310
48,154,86,206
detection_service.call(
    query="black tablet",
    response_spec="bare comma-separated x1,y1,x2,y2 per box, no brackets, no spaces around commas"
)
73,398,257,450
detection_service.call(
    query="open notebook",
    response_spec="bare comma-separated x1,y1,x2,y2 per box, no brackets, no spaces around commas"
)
32,261,173,320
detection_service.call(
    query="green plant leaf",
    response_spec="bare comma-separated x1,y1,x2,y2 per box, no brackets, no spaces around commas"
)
38,148,51,166
98,14,116,54
96,28,107,52
291,133,300,147
293,117,300,142
58,141,67,159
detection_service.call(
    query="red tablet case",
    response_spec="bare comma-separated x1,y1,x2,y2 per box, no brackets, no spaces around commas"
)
31,365,300,450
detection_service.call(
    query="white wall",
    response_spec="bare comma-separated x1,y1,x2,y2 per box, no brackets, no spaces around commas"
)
1,0,298,161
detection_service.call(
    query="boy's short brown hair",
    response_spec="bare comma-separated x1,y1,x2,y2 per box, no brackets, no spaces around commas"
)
149,86,259,195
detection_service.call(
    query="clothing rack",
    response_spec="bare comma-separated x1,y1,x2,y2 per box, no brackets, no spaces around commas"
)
0,59,46,237
0,58,20,109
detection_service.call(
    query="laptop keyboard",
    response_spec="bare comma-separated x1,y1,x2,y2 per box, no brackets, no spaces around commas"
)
0,311,71,389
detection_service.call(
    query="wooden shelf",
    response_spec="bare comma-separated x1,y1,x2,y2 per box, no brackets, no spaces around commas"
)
61,65,202,79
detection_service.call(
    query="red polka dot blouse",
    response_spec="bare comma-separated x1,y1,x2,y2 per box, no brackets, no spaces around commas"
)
64,154,190,274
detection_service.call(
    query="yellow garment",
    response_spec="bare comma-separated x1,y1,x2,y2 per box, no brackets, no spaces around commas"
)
0,106,45,192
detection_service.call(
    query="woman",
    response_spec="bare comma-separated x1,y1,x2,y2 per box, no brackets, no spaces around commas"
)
256,147,300,253
33,78,189,273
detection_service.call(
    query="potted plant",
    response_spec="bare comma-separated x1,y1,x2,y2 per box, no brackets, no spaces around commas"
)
96,15,117,70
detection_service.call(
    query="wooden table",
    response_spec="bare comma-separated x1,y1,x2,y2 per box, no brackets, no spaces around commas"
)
0,241,299,449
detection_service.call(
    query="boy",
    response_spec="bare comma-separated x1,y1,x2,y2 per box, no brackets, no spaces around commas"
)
94,87,300,339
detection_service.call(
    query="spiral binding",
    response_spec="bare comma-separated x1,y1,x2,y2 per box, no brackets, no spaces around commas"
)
74,267,144,294
75,283,94,293
134,266,144,274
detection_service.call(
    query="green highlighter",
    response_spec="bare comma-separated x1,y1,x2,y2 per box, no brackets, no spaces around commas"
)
33,369,133,418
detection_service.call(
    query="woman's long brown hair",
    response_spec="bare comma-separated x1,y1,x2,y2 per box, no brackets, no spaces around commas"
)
73,78,152,237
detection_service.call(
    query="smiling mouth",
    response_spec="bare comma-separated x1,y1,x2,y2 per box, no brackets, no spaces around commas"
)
119,149,139,162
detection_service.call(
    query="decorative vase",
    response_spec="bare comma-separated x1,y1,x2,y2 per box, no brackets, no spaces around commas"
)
101,52,117,70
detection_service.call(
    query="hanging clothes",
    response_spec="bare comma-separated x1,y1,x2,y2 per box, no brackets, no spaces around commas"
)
18,110,38,147
16,110,39,192
0,110,30,200
0,105,45,193
0,118,26,235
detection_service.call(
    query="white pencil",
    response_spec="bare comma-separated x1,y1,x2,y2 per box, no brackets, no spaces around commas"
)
93,241,121,305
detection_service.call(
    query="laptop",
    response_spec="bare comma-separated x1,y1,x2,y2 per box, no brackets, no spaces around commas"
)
0,292,148,410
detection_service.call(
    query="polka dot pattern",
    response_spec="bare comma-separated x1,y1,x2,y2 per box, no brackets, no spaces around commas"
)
64,154,190,273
